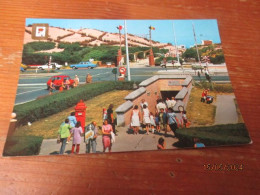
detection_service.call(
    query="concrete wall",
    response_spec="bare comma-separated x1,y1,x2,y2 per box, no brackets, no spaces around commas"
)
116,75,193,127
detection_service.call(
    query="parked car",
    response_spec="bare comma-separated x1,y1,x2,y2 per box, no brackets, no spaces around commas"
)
21,63,28,70
46,75,74,90
20,67,25,72
70,61,97,69
38,63,62,70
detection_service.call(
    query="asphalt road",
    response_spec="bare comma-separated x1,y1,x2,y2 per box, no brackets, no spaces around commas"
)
15,67,230,105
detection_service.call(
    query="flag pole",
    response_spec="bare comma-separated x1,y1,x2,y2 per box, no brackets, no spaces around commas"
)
124,20,131,81
192,22,201,65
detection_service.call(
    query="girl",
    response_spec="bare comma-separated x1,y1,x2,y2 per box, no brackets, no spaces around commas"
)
142,104,151,135
157,137,166,150
130,105,141,135
70,121,83,154
150,112,156,134
102,119,113,152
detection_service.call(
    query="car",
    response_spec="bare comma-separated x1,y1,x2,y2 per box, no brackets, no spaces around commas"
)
20,67,25,72
21,63,28,70
38,63,62,70
70,61,97,69
46,75,74,90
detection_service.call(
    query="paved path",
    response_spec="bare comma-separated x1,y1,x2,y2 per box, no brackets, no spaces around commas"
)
39,127,178,155
214,94,238,125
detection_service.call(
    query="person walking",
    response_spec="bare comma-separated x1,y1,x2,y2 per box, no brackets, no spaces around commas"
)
85,121,98,153
158,108,167,133
102,119,113,152
142,104,151,135
68,112,77,128
74,75,79,87
70,121,83,154
130,105,141,135
58,119,71,154
107,104,117,136
167,108,179,136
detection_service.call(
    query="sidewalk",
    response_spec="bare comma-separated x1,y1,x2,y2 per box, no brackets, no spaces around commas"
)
39,127,178,155
214,94,238,124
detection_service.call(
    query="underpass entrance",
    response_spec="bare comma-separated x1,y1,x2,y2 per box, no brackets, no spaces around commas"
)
161,90,179,100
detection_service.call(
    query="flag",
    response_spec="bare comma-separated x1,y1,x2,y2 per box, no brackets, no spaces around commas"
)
149,26,155,30
117,25,123,30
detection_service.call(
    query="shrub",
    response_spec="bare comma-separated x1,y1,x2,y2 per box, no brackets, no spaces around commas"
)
3,135,43,156
14,81,136,126
194,81,233,93
174,123,251,148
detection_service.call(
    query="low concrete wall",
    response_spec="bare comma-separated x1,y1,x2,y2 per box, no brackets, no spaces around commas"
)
116,75,193,127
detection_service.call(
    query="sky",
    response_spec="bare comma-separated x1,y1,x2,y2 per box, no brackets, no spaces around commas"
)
26,19,221,48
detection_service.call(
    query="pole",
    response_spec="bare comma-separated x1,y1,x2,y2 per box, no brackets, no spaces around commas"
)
192,22,201,65
149,27,152,48
124,20,131,81
173,21,183,73
119,29,121,51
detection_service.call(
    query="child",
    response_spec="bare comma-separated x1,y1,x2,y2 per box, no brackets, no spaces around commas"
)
157,137,165,150
150,112,156,134
70,121,83,154
103,108,107,122
181,111,190,128
159,108,167,133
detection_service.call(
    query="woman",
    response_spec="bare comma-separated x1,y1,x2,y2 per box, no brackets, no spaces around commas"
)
142,104,151,135
102,119,113,152
58,119,71,154
70,121,83,154
130,105,141,135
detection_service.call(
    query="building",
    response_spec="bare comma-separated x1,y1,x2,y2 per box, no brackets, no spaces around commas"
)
201,40,213,45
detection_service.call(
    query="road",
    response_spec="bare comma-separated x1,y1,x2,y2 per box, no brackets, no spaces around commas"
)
15,67,230,105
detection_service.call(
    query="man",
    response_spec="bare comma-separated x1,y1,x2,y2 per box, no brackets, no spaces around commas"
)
169,97,177,109
58,119,71,154
85,121,98,153
156,99,167,113
167,108,179,136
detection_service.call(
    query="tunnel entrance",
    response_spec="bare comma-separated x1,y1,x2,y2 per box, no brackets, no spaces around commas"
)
160,90,179,100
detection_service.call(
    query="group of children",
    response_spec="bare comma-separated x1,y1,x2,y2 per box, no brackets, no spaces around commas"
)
130,98,190,136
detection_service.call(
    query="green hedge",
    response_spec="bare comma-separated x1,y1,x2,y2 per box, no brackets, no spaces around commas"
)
174,123,251,148
14,81,135,126
194,81,233,93
3,135,43,156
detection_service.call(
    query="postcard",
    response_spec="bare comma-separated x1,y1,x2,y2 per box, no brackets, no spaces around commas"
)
3,19,251,156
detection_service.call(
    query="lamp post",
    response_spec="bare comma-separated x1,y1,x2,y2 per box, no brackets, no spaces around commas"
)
124,20,131,81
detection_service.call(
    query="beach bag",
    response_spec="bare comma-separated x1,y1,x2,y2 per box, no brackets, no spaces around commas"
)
111,132,116,143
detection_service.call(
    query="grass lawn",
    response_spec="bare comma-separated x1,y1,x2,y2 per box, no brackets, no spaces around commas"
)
13,90,132,139
186,87,217,126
